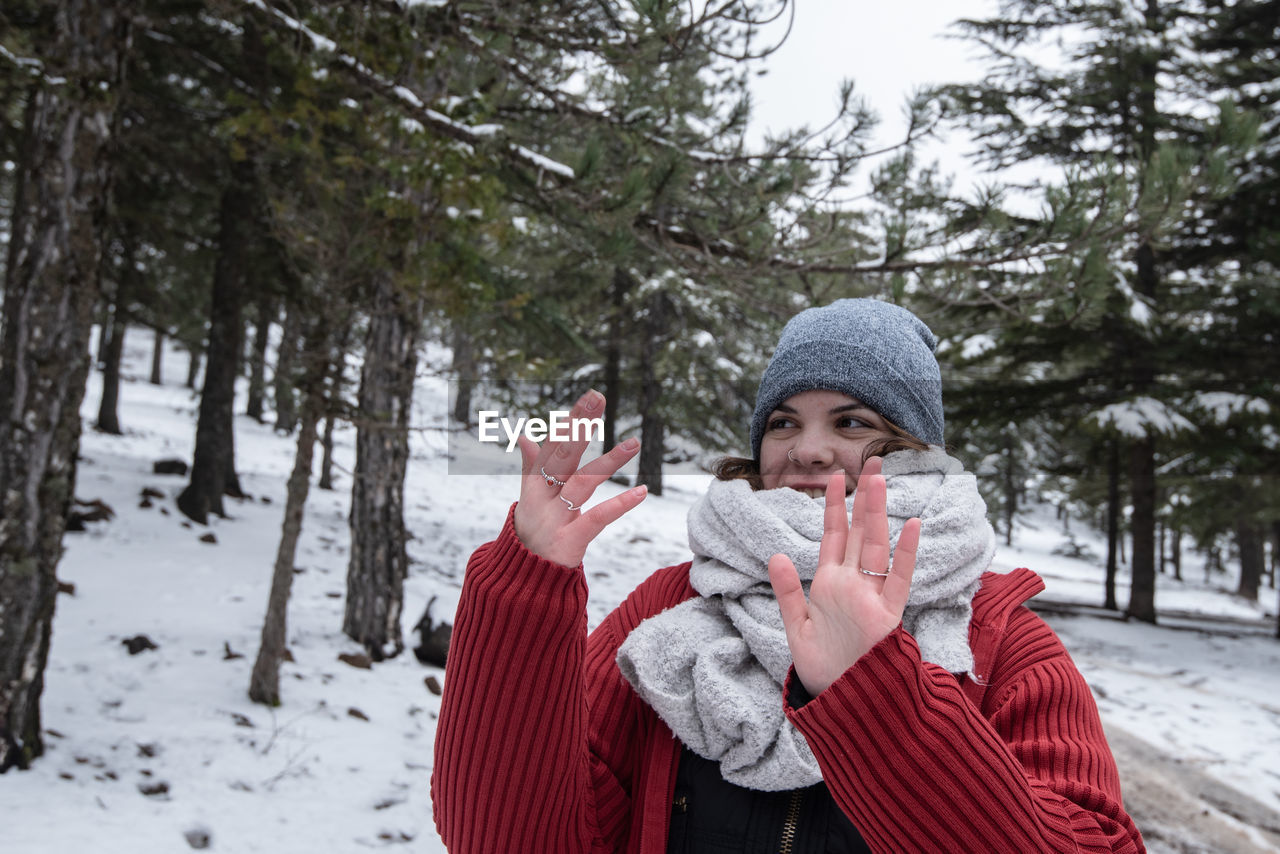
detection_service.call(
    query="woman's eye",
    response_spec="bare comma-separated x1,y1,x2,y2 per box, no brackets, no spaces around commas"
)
767,417,796,431
837,417,869,430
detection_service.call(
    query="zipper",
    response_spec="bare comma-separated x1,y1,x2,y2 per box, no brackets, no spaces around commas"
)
778,789,804,854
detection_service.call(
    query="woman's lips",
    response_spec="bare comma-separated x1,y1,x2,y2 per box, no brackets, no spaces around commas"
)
786,481,852,499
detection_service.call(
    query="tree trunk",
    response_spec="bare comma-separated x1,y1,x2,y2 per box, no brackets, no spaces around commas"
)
1171,526,1182,581
450,321,475,426
96,227,134,435
185,343,202,389
95,315,125,434
247,325,329,706
635,291,667,497
602,266,632,453
318,413,336,490
0,0,130,771
1269,521,1280,590
246,297,273,422
1104,440,1120,611
149,327,163,385
273,301,300,434
344,276,423,660
1002,440,1016,547
318,324,350,491
177,161,253,524
1124,2,1161,626
1127,435,1157,623
1237,522,1264,602
95,304,114,368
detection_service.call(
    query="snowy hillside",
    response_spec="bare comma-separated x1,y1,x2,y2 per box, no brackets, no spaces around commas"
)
1,330,1277,853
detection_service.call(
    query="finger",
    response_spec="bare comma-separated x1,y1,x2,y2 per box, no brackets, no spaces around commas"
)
559,436,641,505
767,553,809,638
855,474,891,573
845,468,871,566
519,435,561,501
861,455,883,478
882,517,920,611
818,470,848,567
536,389,605,478
849,458,890,571
569,435,640,484
517,434,539,478
572,484,648,541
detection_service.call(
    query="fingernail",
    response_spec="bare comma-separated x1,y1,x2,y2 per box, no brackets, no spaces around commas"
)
584,390,602,411
621,437,640,451
632,485,647,498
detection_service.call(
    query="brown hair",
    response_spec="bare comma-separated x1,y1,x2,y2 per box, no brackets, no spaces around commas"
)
710,417,930,490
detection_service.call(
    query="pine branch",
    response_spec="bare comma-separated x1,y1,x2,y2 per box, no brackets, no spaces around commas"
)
0,41,63,84
238,0,578,182
354,0,875,169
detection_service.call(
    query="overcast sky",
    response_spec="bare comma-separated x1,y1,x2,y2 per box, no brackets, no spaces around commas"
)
750,0,998,192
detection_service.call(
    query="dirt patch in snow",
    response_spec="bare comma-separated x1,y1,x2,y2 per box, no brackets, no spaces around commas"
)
1107,723,1280,853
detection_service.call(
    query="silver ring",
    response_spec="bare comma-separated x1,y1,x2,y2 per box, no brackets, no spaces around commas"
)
560,495,582,511
540,466,567,488
859,568,891,577
787,448,797,463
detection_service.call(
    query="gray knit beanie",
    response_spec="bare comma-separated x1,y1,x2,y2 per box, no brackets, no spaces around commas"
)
749,299,944,459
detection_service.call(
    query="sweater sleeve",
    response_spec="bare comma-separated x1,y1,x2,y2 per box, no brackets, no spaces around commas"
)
431,505,630,853
784,610,1144,854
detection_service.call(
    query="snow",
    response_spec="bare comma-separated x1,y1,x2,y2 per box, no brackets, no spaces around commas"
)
0,43,43,72
1114,269,1155,327
1089,396,1196,438
1192,391,1271,424
960,333,996,359
514,145,577,180
241,0,335,53
1,329,1277,852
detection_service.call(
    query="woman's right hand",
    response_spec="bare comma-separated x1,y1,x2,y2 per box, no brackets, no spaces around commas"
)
513,389,648,567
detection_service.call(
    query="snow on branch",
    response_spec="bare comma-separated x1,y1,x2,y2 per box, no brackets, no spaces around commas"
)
1088,397,1194,438
238,0,1088,283
0,42,66,85
1113,269,1154,326
0,44,42,73
1190,392,1270,424
239,0,575,181
429,8,866,168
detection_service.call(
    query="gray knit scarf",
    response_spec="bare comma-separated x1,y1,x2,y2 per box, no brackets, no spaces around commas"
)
615,447,996,791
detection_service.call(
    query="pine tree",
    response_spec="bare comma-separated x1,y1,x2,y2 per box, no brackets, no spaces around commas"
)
1180,0,1280,614
936,0,1250,621
0,0,132,771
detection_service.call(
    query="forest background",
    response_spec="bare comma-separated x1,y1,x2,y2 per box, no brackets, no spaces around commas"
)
1,0,1278,821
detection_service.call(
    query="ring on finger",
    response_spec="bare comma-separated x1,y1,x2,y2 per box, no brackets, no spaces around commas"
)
560,495,582,512
859,567,891,577
540,466,567,488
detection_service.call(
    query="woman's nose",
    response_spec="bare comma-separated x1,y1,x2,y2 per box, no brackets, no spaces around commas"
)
790,431,834,466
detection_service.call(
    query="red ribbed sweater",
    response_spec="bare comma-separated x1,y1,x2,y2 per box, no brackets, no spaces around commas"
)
432,507,1145,853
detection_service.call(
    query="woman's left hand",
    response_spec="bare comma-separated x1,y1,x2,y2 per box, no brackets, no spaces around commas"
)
767,456,922,698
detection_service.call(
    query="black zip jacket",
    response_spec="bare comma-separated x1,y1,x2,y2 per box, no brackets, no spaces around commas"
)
666,747,871,854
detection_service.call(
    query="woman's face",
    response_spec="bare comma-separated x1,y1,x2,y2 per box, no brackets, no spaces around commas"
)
758,389,893,497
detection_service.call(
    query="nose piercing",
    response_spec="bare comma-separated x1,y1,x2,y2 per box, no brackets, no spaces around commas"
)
787,448,797,463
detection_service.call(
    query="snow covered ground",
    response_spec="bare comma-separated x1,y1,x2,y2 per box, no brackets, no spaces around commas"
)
2,331,1277,853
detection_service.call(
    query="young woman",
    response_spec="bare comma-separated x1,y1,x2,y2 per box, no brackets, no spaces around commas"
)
432,299,1145,853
